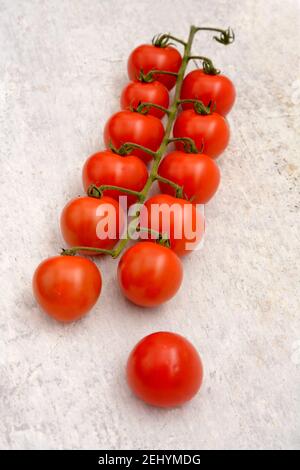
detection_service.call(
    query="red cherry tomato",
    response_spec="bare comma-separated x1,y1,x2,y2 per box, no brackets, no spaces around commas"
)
117,242,183,307
128,44,182,90
82,150,148,207
140,194,204,256
120,80,169,119
127,331,203,407
158,150,220,204
173,108,230,159
181,69,236,116
60,196,124,255
104,111,164,164
33,256,102,322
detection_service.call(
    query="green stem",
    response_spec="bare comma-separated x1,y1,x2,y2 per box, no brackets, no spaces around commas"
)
137,102,171,115
193,26,235,45
115,142,157,158
61,247,114,256
136,227,170,246
167,137,198,153
189,55,212,62
153,33,187,47
155,174,183,198
188,55,219,74
178,99,212,114
111,26,198,259
146,69,179,77
139,69,178,83
87,184,141,199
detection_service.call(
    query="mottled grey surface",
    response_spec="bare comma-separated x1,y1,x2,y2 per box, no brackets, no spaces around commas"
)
0,0,299,450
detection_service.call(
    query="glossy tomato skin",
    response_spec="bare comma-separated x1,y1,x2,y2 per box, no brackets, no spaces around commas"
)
60,196,124,255
82,150,148,207
128,44,182,90
33,256,102,322
117,242,183,307
127,332,203,407
173,109,230,159
158,150,220,204
181,69,236,116
140,194,204,256
104,111,164,164
120,80,169,119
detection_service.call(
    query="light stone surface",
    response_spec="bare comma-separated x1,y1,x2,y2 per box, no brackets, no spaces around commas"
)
0,0,299,450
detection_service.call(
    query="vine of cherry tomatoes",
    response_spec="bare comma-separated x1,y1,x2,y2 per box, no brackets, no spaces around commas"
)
33,26,235,408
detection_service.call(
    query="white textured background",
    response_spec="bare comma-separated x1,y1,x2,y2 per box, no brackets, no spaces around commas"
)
0,0,299,450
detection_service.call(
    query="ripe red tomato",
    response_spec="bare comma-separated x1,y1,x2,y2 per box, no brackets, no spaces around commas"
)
33,256,102,322
127,331,203,407
82,150,148,207
181,69,236,116
140,194,204,256
173,109,230,159
127,44,182,90
60,196,124,255
120,80,169,119
117,242,183,307
104,111,164,163
158,150,220,204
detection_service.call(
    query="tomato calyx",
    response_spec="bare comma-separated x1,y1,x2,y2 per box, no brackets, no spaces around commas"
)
152,33,186,48
109,140,157,159
137,69,179,83
168,137,199,154
193,26,235,45
136,226,171,248
157,232,171,248
137,69,154,83
189,55,220,75
87,183,142,200
202,59,219,75
214,27,235,45
152,33,172,48
135,101,170,116
179,99,215,115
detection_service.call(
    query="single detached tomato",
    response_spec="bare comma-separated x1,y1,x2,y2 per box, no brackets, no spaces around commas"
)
128,44,182,90
140,194,204,256
127,331,203,407
173,108,230,159
158,150,220,204
117,242,183,307
82,150,148,207
104,111,164,163
120,80,169,119
181,69,236,116
33,256,102,322
60,196,124,255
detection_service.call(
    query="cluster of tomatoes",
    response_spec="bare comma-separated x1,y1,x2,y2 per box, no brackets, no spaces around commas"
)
32,28,235,408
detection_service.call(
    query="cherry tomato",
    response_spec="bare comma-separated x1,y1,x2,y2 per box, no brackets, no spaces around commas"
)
173,108,230,159
120,80,169,119
117,242,183,307
33,256,102,322
127,331,203,407
181,69,236,116
158,150,220,204
82,150,148,207
127,44,182,90
140,194,204,256
60,196,124,255
104,111,164,163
